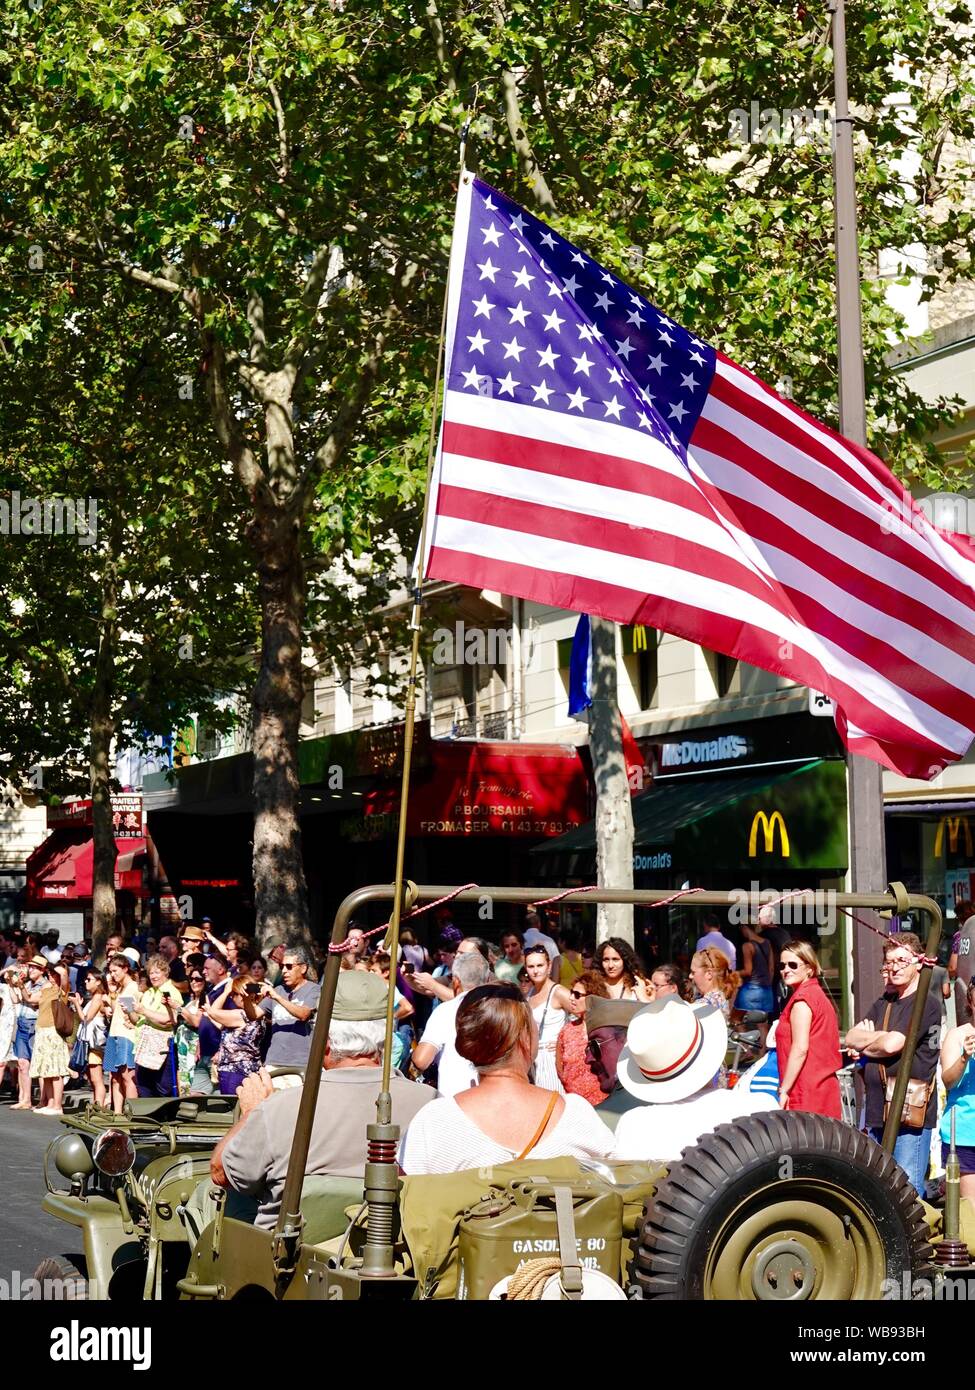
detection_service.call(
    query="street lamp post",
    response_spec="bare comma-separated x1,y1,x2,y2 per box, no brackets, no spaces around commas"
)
828,0,888,1020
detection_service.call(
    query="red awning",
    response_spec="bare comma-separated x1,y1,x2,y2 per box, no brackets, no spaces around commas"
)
26,833,147,903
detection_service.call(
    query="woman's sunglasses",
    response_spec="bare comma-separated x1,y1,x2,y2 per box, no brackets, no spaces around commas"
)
569,989,587,999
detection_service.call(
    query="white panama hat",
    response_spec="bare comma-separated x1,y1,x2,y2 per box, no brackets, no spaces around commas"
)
618,996,728,1103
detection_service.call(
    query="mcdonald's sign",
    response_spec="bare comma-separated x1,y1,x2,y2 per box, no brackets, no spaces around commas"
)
935,815,973,858
748,809,790,858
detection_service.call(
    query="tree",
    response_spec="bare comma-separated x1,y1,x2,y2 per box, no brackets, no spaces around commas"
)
0,282,254,955
0,0,970,952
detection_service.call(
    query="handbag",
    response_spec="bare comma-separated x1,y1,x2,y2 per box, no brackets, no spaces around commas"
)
879,1004,935,1129
69,1035,89,1071
51,992,75,1039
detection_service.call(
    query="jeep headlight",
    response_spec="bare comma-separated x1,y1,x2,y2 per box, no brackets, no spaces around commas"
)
91,1129,137,1177
52,1133,95,1183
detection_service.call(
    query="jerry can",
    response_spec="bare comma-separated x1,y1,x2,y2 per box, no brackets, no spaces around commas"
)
456,1178,623,1300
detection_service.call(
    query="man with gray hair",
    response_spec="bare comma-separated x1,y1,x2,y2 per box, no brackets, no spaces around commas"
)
211,971,435,1230
242,944,320,1066
412,949,493,1097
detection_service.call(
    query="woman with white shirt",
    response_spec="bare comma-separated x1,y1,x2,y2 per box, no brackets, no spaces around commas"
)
524,945,572,1094
399,983,615,1175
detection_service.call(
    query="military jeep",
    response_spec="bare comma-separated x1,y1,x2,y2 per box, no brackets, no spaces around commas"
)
170,882,943,1302
36,1092,240,1299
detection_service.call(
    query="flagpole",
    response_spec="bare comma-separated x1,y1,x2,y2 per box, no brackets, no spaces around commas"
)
358,127,471,1279
373,128,470,1099
828,0,889,1016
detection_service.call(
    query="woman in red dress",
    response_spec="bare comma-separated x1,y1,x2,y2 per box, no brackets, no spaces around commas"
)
776,940,842,1120
556,970,610,1106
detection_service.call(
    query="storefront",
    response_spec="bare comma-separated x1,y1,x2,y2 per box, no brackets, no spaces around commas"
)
146,720,590,940
535,710,849,998
24,795,149,942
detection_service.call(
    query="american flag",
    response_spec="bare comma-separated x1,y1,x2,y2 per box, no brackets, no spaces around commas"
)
423,173,975,780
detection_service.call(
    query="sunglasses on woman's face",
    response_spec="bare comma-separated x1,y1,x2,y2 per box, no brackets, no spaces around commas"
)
569,989,587,999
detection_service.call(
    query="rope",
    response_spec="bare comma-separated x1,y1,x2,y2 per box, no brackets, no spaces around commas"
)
506,1257,562,1300
327,883,480,954
531,885,706,909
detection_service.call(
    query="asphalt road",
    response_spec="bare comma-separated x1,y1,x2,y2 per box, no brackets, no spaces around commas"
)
0,1095,87,1286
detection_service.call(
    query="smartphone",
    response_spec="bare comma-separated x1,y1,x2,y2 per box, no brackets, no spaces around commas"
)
244,982,262,995
403,964,415,976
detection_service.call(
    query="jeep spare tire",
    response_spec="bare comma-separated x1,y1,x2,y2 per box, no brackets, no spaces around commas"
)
631,1111,931,1300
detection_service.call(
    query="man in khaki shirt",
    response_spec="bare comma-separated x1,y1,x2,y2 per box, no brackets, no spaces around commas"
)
212,971,435,1230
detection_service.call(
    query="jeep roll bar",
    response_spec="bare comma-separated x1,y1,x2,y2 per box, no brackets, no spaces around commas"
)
270,882,940,1285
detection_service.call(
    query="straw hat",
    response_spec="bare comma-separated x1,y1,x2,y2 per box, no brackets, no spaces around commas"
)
617,997,728,1103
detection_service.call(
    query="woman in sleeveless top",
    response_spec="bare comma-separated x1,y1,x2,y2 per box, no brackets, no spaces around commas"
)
524,945,572,1094
736,920,775,1015
594,938,654,1002
776,940,842,1120
941,978,975,1200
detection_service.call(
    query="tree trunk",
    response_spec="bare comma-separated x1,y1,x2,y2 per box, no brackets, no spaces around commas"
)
588,615,634,944
250,508,312,953
91,559,119,964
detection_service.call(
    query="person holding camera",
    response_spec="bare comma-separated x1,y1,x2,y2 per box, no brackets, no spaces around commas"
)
236,946,320,1067
7,952,41,1108
131,954,183,1097
204,972,267,1093
69,968,109,1108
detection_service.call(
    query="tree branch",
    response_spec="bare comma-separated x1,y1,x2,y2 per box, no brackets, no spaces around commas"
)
246,291,269,370
289,259,420,520
499,66,557,214
283,242,346,386
204,337,271,506
268,81,291,179
528,57,596,206
425,0,458,92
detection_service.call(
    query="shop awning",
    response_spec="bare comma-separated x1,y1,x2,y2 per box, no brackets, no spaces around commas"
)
26,833,147,903
532,761,823,857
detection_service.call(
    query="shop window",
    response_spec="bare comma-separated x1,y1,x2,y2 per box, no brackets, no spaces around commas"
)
624,626,658,711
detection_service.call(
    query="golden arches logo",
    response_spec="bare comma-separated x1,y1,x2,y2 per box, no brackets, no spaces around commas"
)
748,810,790,858
935,816,973,858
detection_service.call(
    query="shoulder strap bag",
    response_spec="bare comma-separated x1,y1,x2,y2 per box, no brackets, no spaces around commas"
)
878,1002,935,1129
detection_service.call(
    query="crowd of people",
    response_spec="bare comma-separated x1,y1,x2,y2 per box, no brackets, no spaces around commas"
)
0,921,321,1115
3,906,973,1216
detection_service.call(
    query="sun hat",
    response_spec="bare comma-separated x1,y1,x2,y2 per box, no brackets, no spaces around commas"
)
617,996,728,1103
28,955,49,970
332,970,388,1022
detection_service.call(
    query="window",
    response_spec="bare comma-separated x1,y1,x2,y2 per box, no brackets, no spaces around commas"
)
704,648,739,698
